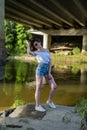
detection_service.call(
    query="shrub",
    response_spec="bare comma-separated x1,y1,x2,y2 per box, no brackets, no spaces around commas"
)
71,67,79,75
72,47,80,55
75,98,87,117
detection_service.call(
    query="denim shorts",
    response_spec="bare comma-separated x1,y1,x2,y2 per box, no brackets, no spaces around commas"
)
36,63,49,76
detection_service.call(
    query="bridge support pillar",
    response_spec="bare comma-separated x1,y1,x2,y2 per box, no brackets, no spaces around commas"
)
82,35,87,52
43,34,51,49
0,0,6,64
80,68,87,84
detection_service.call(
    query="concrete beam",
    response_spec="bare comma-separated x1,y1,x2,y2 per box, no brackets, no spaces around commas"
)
82,35,87,52
58,0,85,27
6,13,42,28
43,34,51,49
73,0,87,18
5,0,87,29
50,0,85,27
29,0,62,27
40,28,87,36
49,0,73,26
6,0,52,28
6,7,49,27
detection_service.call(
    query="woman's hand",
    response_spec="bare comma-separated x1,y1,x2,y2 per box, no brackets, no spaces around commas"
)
26,39,35,56
47,73,52,80
26,40,30,45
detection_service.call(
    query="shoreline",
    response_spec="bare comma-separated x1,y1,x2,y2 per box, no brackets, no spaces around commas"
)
9,52,87,65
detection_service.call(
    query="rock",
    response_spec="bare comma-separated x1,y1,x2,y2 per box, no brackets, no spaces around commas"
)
9,103,46,119
0,124,7,130
0,108,15,118
80,118,87,130
0,105,81,130
62,112,71,123
18,119,29,124
27,128,35,130
6,124,22,128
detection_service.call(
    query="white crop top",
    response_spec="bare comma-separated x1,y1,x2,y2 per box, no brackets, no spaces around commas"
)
33,51,51,64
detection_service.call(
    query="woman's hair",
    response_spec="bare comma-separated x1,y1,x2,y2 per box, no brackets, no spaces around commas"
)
30,38,41,51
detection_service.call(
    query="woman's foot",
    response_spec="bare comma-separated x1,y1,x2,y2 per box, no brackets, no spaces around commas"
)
46,100,56,109
35,105,46,112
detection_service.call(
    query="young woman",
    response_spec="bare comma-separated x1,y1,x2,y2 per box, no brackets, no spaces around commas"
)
26,38,57,112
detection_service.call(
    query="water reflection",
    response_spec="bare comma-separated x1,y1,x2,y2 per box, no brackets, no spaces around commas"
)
0,59,87,111
80,68,87,84
0,65,5,80
3,60,36,83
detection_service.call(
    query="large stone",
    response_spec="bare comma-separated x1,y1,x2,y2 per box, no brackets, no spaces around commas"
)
0,105,81,130
9,103,46,119
80,112,87,130
62,112,71,123
80,118,87,130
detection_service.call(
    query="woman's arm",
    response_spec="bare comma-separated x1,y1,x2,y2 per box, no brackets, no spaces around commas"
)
26,40,35,56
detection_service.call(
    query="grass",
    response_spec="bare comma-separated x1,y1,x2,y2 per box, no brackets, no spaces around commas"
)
75,98,87,117
51,52,87,66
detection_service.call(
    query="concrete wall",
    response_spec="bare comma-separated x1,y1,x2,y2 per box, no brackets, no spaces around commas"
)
0,0,5,62
29,29,87,52
82,35,87,52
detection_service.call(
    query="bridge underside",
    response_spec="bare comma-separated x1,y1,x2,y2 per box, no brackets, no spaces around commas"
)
4,0,87,53
1,0,87,63
5,0,87,30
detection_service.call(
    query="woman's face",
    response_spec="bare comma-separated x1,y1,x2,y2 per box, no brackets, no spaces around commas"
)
33,41,42,49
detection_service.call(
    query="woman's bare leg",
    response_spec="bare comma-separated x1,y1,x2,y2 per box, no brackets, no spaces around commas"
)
45,73,57,102
35,76,43,107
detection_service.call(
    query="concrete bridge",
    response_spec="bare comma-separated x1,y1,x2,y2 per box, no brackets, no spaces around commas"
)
0,0,87,61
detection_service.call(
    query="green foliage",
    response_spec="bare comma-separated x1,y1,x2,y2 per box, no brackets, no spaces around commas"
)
75,98,87,117
71,67,79,75
5,20,32,55
15,24,32,55
72,47,80,55
4,20,16,53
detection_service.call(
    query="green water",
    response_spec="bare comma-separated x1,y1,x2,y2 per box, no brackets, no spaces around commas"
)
0,59,87,111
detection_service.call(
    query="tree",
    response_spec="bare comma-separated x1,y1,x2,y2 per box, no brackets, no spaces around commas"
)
5,20,16,53
5,20,32,55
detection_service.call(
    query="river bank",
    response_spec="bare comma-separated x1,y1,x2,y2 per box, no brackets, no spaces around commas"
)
9,52,87,64
0,103,81,130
